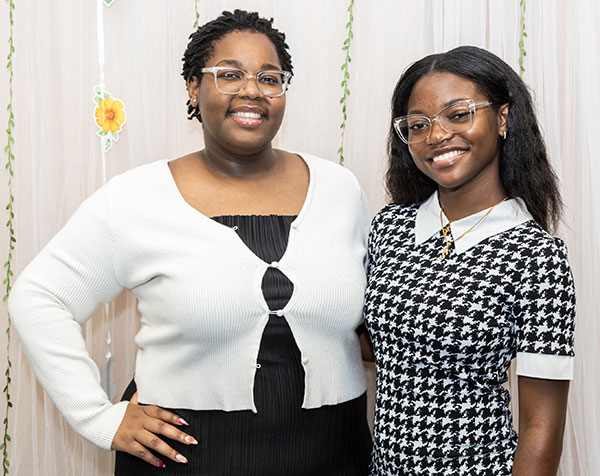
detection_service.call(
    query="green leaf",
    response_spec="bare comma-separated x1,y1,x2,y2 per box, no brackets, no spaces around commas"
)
93,96,102,104
111,132,118,140
103,92,110,99
105,138,112,152
97,130,107,137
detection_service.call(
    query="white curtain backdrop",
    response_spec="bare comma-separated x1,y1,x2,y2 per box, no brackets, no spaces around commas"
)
0,1,597,474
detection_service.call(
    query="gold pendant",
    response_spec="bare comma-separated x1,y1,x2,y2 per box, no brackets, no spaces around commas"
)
439,241,452,261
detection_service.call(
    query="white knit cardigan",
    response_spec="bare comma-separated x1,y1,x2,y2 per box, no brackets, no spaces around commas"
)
9,153,371,450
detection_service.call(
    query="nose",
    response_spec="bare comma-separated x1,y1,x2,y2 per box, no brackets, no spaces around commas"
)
238,74,264,99
425,118,452,145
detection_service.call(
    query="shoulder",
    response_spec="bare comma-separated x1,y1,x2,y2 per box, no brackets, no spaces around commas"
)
368,203,419,253
371,202,418,230
505,222,574,296
297,152,360,186
106,159,168,191
98,160,170,204
507,221,571,262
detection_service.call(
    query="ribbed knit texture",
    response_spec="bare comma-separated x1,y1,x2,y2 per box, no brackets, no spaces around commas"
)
8,154,370,450
114,215,372,475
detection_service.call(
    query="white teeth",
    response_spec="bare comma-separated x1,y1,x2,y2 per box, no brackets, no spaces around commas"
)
230,112,262,119
432,150,465,162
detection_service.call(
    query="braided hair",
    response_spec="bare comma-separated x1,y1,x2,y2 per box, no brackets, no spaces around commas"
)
182,9,294,122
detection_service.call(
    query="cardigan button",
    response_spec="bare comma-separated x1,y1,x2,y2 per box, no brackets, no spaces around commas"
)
270,261,279,268
276,310,284,317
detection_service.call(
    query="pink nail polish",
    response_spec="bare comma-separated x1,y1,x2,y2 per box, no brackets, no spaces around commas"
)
177,417,190,426
156,461,166,468
185,435,198,444
175,454,188,464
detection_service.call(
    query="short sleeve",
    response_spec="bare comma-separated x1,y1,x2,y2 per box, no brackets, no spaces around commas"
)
514,237,576,380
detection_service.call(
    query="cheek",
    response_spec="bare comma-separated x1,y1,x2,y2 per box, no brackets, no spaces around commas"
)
270,98,286,123
407,144,426,167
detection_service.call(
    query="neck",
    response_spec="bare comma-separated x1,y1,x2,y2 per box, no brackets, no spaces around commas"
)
438,183,506,222
200,143,279,180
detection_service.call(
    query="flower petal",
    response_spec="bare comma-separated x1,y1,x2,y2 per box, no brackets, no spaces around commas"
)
115,110,125,125
110,121,120,133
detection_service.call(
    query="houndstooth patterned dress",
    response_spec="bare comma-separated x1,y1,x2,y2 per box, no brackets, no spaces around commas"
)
364,194,575,476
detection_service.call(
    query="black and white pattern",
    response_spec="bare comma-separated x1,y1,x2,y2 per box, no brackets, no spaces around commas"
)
364,204,575,476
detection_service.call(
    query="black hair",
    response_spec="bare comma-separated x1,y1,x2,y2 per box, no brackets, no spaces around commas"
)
387,45,562,233
181,9,293,123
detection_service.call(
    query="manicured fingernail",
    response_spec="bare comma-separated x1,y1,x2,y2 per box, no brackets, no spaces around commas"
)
156,461,166,468
175,454,188,463
177,417,189,426
185,435,198,445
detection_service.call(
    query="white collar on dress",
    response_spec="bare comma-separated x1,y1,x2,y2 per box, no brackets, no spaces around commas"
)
415,191,533,255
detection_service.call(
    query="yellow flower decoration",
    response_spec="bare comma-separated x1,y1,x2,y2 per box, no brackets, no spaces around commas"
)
95,97,125,133
93,86,126,152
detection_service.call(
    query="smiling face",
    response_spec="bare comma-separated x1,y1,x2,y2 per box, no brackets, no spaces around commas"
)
189,30,287,157
406,72,508,196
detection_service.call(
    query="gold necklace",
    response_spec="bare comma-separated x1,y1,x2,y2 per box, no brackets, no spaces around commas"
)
438,197,508,261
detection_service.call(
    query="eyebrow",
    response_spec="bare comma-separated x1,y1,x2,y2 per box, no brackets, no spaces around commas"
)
408,97,470,115
214,59,282,70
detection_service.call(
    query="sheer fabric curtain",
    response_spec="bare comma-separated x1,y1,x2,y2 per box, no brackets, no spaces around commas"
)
0,1,597,474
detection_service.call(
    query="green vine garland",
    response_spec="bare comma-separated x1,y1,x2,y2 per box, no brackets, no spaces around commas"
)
1,0,15,473
193,0,199,29
518,0,527,77
337,0,354,166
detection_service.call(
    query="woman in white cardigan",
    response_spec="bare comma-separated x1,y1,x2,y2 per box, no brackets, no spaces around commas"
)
9,10,372,476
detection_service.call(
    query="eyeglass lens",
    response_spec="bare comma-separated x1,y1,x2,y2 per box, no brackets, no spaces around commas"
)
397,101,476,143
214,69,287,96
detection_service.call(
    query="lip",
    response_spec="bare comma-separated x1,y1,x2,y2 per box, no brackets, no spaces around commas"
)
427,147,468,168
228,105,267,129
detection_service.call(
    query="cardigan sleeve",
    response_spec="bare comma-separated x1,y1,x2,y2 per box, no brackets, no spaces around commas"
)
8,184,128,450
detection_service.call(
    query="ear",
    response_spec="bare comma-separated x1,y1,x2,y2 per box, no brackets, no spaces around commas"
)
497,103,509,138
187,76,199,105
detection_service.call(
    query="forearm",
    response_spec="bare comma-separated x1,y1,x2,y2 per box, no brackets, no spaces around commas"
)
512,424,564,475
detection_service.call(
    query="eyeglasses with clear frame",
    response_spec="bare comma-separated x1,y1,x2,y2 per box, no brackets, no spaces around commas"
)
200,66,292,98
393,99,492,144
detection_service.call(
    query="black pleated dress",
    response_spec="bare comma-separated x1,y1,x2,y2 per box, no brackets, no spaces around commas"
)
114,215,372,476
